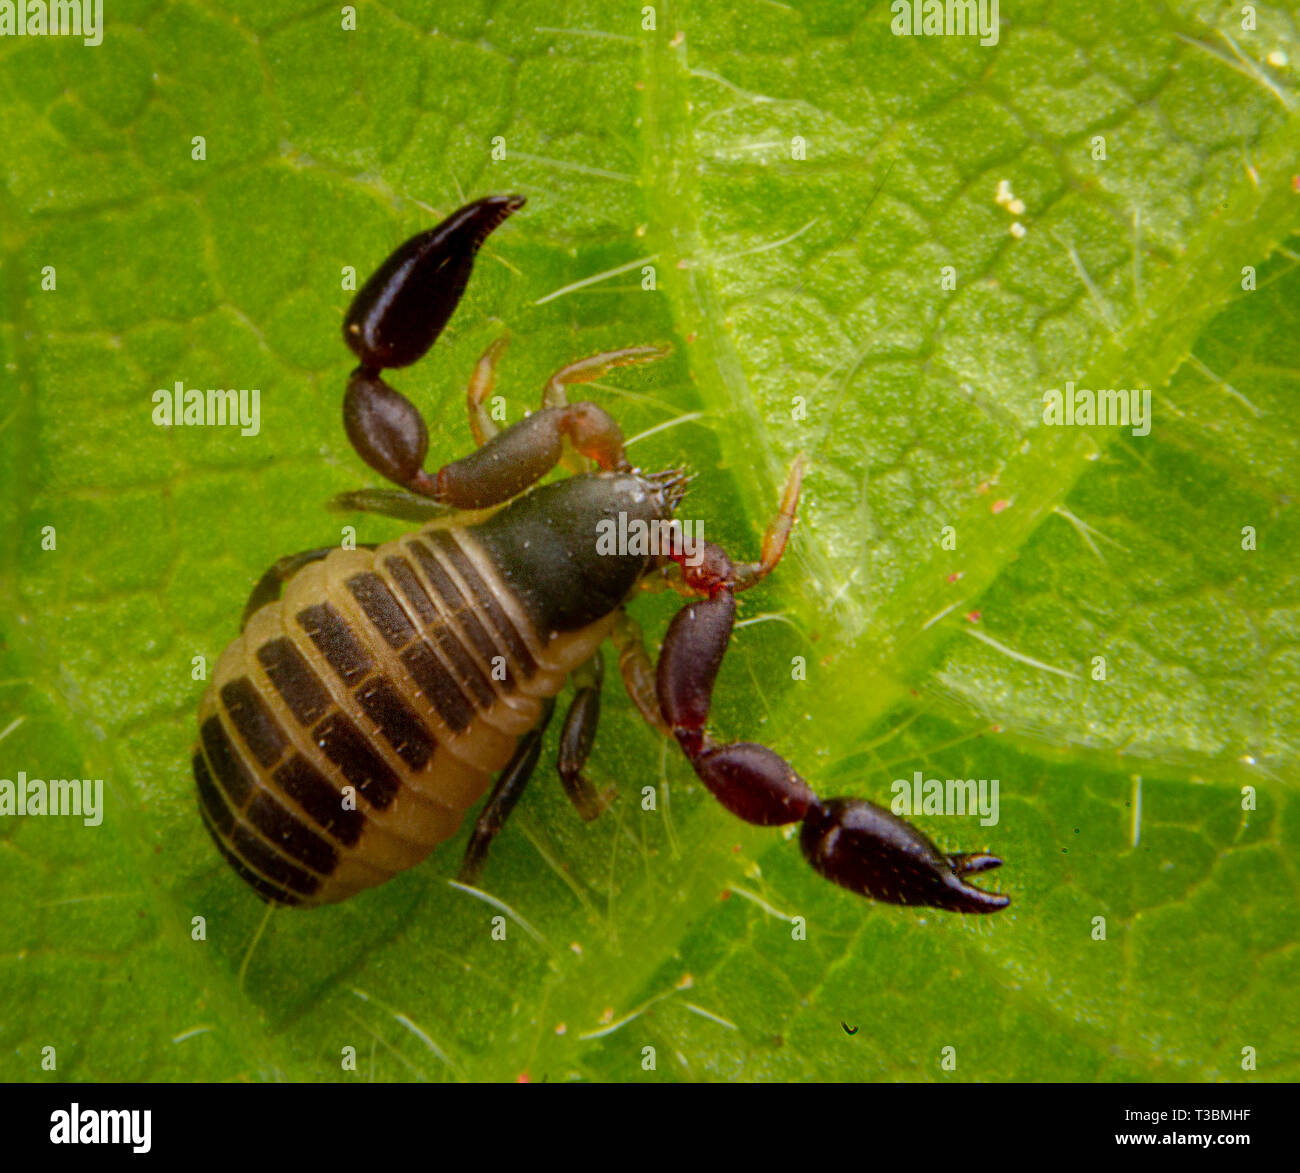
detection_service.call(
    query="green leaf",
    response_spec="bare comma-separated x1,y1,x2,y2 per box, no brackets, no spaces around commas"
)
2,0,1298,1083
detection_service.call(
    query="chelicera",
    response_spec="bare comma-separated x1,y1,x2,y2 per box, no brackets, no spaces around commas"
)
193,194,1009,916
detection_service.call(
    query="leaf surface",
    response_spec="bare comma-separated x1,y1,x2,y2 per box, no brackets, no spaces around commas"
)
1,0,1298,1082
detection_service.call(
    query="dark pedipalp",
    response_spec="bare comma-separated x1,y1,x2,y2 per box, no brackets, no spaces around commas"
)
799,798,1010,914
344,194,524,372
648,464,1010,915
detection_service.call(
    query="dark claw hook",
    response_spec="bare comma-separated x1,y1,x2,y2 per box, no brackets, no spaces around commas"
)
947,851,1004,877
799,798,1010,914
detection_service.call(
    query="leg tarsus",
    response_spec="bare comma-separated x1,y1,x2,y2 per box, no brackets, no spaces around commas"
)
733,454,806,592
468,334,510,446
458,698,556,885
327,487,458,523
610,610,670,734
556,653,615,821
542,344,671,410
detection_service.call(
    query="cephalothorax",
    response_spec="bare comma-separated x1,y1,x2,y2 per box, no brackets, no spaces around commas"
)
194,195,1009,915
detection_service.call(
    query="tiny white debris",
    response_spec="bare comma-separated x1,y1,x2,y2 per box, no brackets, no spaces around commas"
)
997,180,1027,224
1267,49,1288,67
1010,222,1026,239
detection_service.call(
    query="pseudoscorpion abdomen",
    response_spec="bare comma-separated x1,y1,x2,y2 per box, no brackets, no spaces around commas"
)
194,524,612,906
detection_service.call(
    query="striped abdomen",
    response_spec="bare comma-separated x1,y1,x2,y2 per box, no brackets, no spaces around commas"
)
194,525,613,906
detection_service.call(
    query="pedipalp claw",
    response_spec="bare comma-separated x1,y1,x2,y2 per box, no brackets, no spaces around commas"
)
800,798,1010,915
344,194,525,371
